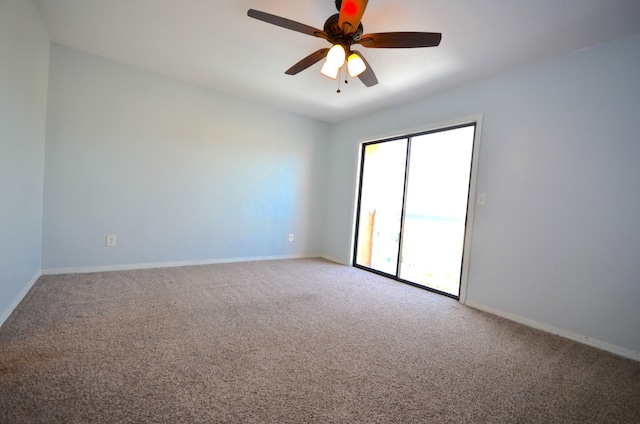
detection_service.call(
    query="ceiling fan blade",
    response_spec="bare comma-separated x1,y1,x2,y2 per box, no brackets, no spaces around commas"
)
352,50,378,87
247,9,328,39
357,32,442,48
285,49,330,75
338,0,369,34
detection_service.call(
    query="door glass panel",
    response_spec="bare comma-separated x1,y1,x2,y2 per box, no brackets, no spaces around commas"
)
354,139,408,275
398,126,475,296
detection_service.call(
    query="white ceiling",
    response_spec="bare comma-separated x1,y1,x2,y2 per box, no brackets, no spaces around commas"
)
35,0,640,123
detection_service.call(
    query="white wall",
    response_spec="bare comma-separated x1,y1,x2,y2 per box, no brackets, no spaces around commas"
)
0,0,50,324
42,44,329,271
324,34,640,355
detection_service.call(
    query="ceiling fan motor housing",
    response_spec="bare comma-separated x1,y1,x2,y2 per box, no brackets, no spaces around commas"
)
324,13,364,46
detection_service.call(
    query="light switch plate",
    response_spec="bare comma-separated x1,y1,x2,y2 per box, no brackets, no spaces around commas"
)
477,193,486,206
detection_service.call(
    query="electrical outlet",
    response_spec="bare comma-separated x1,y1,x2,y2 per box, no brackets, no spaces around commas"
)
106,235,117,247
288,234,294,242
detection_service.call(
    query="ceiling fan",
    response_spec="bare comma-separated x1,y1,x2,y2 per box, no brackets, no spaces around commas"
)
247,0,442,89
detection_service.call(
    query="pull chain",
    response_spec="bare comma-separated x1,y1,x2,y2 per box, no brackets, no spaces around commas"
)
337,66,348,93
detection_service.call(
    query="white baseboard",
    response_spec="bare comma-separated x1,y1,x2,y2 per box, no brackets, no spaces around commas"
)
41,254,320,276
464,300,640,362
0,271,42,328
319,254,349,265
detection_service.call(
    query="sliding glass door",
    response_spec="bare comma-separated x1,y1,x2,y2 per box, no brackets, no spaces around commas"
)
353,124,476,299
354,138,408,275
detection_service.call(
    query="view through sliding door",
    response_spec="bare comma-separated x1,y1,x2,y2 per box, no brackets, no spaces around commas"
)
353,124,476,299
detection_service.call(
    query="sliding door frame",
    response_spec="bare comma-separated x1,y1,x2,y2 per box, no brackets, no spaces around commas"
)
349,114,484,303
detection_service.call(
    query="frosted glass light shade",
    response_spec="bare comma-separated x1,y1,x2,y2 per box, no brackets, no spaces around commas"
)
321,60,340,79
326,44,346,68
347,53,366,77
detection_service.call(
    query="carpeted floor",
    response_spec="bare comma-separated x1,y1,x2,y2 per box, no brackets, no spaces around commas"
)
1,258,639,423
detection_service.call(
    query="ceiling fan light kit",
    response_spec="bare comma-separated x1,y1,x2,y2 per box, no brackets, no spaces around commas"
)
319,43,366,80
247,0,442,89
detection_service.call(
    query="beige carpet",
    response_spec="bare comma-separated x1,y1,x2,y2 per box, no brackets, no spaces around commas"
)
1,258,639,423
